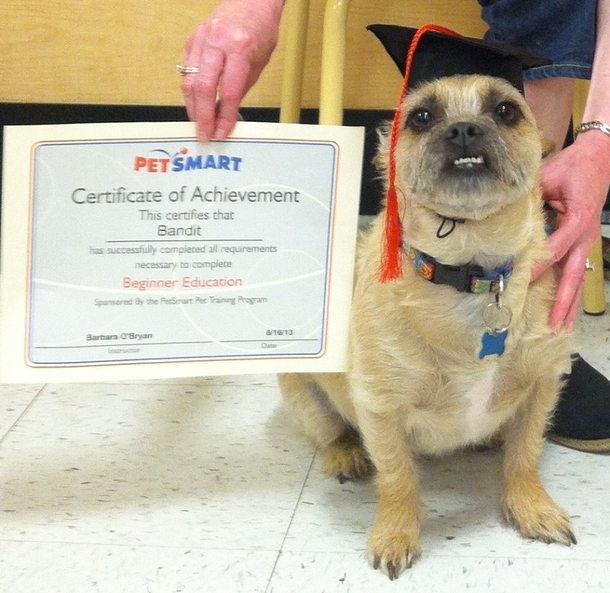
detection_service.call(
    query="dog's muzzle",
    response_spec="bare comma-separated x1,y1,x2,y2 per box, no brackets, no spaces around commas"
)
445,122,488,172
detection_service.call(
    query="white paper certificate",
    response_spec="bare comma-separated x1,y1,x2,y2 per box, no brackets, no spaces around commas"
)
0,121,364,383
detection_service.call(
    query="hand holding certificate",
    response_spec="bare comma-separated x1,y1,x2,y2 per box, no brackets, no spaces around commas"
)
0,121,364,383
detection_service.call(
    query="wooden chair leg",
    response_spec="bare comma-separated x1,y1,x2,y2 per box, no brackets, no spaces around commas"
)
319,0,351,125
280,0,311,124
583,235,607,315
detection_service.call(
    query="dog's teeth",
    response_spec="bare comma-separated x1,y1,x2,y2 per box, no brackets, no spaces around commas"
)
454,156,484,167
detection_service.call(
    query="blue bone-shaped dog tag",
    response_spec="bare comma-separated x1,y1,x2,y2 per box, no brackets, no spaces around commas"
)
478,330,508,359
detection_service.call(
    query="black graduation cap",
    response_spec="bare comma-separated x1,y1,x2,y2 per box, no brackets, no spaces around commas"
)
367,24,551,91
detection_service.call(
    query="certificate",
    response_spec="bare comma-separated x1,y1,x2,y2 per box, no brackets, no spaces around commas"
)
0,121,364,382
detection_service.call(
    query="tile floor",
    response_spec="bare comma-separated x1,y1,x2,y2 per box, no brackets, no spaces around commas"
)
1,287,609,593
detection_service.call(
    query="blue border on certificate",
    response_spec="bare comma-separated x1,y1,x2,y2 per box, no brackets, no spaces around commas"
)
26,136,340,367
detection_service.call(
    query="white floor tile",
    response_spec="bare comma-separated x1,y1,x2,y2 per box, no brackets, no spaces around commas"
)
0,376,313,552
282,443,610,560
268,551,610,593
0,541,278,593
0,383,44,438
0,284,608,592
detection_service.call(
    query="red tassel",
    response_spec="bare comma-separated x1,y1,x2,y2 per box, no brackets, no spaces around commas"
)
380,183,402,282
379,24,461,283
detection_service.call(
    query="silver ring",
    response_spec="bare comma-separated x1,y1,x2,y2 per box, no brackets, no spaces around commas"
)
176,65,200,76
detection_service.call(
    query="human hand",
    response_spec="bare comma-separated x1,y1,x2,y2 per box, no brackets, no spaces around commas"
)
531,131,610,332
181,0,284,142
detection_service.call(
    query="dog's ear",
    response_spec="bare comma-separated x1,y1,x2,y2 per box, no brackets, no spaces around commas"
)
372,121,392,174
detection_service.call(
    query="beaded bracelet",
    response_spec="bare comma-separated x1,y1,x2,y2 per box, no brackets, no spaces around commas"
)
574,120,610,138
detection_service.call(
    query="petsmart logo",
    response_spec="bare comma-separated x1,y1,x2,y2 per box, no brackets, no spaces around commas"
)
134,148,242,173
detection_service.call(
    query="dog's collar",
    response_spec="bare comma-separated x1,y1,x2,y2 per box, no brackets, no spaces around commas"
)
404,244,513,294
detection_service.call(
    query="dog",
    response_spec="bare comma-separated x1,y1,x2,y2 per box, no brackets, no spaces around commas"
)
278,74,575,580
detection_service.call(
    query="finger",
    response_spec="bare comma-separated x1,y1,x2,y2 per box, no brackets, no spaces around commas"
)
213,53,252,139
531,257,552,283
185,43,226,143
565,280,585,333
549,273,584,334
531,214,582,282
548,248,588,332
181,20,232,142
181,27,207,124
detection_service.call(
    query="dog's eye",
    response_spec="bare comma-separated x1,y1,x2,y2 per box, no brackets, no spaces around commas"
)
407,109,434,130
496,102,518,123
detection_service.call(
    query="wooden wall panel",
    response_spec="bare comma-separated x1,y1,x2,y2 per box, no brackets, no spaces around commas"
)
0,0,486,109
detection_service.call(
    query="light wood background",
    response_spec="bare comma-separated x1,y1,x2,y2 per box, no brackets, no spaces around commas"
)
0,0,488,109
0,1,599,308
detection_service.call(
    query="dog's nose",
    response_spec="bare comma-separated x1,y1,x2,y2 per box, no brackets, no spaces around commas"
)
446,122,484,148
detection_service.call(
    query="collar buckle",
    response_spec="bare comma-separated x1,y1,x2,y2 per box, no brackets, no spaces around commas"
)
432,261,484,292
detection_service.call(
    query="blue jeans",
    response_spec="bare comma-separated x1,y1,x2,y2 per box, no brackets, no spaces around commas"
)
477,0,597,81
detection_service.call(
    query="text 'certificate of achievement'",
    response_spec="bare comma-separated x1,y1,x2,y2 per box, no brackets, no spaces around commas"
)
0,121,364,383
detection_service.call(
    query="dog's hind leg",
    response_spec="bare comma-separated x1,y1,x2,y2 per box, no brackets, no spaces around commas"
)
320,430,372,483
501,375,576,546
278,373,372,482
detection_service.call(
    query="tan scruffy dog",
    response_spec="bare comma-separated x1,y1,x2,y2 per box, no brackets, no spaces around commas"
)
279,74,576,580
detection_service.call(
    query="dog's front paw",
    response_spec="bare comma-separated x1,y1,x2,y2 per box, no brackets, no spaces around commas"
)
321,432,373,483
367,525,421,580
503,491,577,546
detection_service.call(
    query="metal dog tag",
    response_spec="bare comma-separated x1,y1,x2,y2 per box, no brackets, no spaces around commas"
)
483,301,513,334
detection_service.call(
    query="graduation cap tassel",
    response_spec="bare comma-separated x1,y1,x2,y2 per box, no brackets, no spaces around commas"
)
380,23,461,283
380,182,402,282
